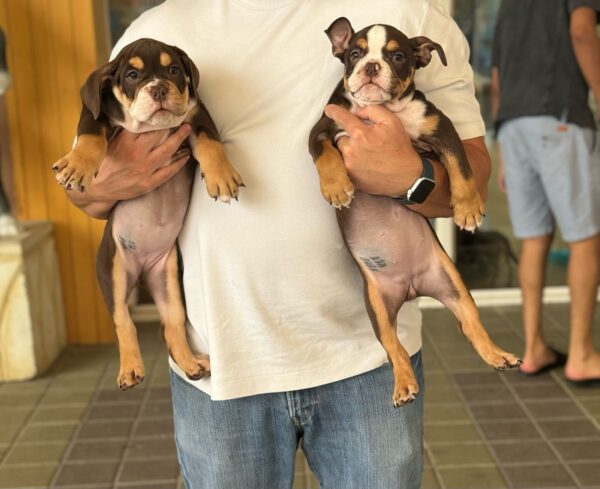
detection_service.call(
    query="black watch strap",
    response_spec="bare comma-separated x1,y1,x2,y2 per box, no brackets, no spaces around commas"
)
395,156,435,205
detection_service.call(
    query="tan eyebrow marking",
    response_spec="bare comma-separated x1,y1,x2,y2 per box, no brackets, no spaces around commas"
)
128,56,144,70
386,40,399,51
356,38,368,49
160,52,172,66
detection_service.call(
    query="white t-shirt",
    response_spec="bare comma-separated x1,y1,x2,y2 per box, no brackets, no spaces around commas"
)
114,0,485,400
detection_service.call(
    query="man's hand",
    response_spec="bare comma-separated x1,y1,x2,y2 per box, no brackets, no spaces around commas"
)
324,103,491,219
67,124,192,219
324,104,422,198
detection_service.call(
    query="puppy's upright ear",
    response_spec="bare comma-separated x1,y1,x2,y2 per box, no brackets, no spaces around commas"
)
325,17,355,61
80,58,119,120
173,46,200,101
411,36,447,68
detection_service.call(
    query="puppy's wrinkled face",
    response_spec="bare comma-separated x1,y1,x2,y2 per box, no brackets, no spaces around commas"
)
113,43,191,126
344,26,414,104
81,38,200,130
326,18,447,106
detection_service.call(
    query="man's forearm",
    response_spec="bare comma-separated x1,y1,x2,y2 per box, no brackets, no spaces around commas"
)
412,136,491,219
571,7,600,104
66,188,116,220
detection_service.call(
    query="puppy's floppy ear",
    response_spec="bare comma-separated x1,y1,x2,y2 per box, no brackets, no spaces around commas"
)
80,58,119,120
325,17,355,61
172,46,200,100
411,36,447,68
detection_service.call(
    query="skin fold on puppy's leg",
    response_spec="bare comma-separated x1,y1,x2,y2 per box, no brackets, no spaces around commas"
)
145,245,210,380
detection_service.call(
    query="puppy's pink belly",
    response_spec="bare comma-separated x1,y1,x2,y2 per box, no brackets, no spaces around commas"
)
112,218,180,260
338,192,439,297
110,165,193,266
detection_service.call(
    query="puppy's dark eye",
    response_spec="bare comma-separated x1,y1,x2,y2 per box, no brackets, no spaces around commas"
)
349,49,361,61
393,52,406,62
126,69,139,80
169,65,180,75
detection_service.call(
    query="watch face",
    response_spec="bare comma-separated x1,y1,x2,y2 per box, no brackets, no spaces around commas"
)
409,178,436,204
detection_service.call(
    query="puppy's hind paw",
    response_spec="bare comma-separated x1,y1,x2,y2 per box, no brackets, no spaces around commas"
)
480,346,522,371
117,365,145,390
392,380,420,408
182,354,211,381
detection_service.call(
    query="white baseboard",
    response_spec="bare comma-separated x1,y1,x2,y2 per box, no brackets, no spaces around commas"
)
131,286,595,321
418,285,599,309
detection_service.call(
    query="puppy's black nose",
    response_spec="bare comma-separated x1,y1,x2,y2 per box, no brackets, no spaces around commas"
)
364,62,381,77
150,83,168,102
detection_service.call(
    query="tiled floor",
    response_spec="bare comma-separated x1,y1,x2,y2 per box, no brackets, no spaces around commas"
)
422,305,600,489
0,304,599,489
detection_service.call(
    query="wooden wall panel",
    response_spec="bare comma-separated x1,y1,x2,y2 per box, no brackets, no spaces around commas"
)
0,0,114,344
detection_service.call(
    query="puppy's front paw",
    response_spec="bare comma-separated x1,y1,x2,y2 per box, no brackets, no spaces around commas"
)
202,161,244,203
452,191,485,232
52,151,100,193
320,174,355,209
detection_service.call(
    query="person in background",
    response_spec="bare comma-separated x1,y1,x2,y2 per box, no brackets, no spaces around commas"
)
492,0,600,384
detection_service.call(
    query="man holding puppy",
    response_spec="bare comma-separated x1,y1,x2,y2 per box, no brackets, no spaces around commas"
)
68,1,489,488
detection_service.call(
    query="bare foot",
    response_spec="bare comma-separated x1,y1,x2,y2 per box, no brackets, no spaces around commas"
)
519,341,564,375
565,350,600,381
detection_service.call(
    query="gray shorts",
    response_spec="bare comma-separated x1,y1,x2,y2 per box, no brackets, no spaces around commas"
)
498,116,600,242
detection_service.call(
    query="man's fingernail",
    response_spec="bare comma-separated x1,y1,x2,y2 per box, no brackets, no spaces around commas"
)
183,124,192,134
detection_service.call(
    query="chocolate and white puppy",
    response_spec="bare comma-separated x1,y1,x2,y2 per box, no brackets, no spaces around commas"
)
53,38,243,389
309,19,520,406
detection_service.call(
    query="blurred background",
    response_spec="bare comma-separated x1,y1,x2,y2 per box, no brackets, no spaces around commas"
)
0,1,599,489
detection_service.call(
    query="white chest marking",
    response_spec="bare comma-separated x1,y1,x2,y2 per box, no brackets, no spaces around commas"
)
346,96,427,142
386,97,427,140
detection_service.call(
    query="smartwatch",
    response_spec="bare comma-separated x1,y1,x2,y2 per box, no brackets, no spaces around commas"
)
395,155,436,205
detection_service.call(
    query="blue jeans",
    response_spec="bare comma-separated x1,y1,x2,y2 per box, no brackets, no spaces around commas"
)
171,352,424,489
